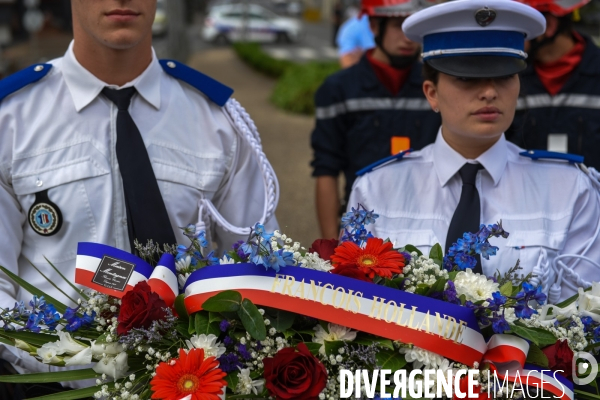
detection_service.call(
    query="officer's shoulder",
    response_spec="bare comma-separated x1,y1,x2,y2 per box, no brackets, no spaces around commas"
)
356,149,421,176
518,149,584,165
0,63,53,103
160,60,233,107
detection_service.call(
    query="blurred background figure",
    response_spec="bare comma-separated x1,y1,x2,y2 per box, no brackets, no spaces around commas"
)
311,0,441,239
508,0,600,169
335,5,375,67
332,0,343,46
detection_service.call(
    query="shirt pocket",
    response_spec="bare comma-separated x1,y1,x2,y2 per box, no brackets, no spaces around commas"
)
381,229,439,255
503,230,566,286
11,157,110,263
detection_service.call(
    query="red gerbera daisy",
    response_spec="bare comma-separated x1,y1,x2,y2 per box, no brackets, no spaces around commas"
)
330,238,405,279
150,348,227,400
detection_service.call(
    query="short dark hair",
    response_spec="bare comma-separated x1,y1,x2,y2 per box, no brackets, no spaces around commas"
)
422,61,439,84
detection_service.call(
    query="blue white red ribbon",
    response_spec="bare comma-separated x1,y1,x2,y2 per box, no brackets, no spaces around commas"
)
147,253,178,307
184,263,488,366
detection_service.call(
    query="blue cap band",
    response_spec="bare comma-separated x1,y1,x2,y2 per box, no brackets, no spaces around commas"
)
423,30,526,60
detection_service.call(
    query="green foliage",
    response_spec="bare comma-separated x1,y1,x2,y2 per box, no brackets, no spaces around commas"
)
271,62,340,115
526,343,549,367
0,369,99,383
202,290,242,312
509,323,557,347
238,298,267,341
232,42,340,115
232,42,293,78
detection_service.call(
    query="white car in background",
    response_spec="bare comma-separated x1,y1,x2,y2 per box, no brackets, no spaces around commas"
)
203,4,302,43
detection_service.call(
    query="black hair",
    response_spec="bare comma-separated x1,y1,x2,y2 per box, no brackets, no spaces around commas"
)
422,61,439,84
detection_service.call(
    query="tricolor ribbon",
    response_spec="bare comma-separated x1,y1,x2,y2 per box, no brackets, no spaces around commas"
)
75,243,178,306
471,334,574,400
184,263,488,366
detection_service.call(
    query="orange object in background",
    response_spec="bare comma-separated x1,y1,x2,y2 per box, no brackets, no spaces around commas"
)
391,136,410,154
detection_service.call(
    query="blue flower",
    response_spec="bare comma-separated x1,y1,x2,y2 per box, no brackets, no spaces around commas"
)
41,304,60,330
217,353,242,373
581,316,594,331
593,326,600,342
29,296,46,311
514,302,537,319
10,301,30,319
253,223,273,241
444,280,459,304
24,313,42,333
455,253,477,271
220,320,231,332
475,241,498,260
489,292,507,309
491,312,510,334
237,344,252,360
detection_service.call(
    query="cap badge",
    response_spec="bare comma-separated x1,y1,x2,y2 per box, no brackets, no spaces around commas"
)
475,7,496,27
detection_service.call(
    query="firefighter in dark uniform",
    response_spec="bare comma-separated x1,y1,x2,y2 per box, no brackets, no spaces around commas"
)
507,0,600,169
311,0,441,239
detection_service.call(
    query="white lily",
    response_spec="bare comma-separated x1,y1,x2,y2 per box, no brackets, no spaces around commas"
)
578,282,600,322
93,352,129,379
37,343,63,364
91,341,124,357
64,347,93,366
55,331,88,355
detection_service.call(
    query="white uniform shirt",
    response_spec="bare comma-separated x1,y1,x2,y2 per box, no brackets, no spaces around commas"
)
0,43,277,309
349,130,600,301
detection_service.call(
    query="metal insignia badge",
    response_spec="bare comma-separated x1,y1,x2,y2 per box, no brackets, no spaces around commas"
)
475,7,496,27
28,190,63,236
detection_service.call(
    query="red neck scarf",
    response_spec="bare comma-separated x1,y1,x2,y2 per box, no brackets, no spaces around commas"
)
366,49,411,96
534,32,585,96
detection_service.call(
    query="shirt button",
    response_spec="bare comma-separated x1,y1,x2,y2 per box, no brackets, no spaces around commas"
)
35,179,43,187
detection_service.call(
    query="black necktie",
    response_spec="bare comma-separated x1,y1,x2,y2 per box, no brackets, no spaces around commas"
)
445,163,484,273
102,87,176,253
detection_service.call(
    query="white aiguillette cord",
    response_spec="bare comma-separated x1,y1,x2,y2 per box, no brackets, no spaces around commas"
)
196,98,280,239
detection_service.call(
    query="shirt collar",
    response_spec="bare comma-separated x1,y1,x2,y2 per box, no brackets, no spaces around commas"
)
62,41,162,112
433,129,508,187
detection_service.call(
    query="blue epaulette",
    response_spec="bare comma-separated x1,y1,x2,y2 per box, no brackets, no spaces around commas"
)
357,149,413,176
519,150,584,164
159,60,233,107
0,63,52,103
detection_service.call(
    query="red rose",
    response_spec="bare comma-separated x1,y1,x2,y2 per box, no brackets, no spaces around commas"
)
542,339,574,378
263,343,327,400
308,239,338,262
117,281,168,335
331,264,372,282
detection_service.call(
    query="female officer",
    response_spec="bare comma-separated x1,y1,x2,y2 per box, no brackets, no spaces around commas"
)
348,0,600,302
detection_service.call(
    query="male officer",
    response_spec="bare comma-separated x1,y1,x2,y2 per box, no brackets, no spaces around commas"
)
0,0,277,395
311,0,440,239
507,0,600,169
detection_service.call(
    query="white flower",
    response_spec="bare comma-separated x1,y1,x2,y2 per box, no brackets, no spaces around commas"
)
65,347,93,366
220,255,236,264
313,323,357,355
37,343,63,364
453,269,499,302
299,252,333,272
15,339,36,352
91,341,124,358
176,255,192,271
236,367,264,395
400,346,450,370
55,331,88,355
93,352,129,379
578,282,600,322
178,272,191,289
186,334,226,358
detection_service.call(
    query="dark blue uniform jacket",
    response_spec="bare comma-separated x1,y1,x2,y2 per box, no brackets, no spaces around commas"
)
507,35,600,169
310,54,440,202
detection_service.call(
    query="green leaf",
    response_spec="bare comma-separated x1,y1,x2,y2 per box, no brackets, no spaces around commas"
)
26,383,114,400
414,284,430,296
525,343,549,367
238,299,266,341
376,349,407,371
448,271,459,281
188,315,196,335
174,294,189,321
426,278,448,296
0,369,99,383
509,324,557,347
383,279,399,290
194,312,220,336
209,312,224,325
573,390,600,400
499,281,513,297
43,257,89,301
202,290,242,312
0,266,68,314
0,331,60,347
429,243,444,264
224,372,239,393
354,336,394,351
401,245,422,257
269,309,296,332
26,258,77,304
303,342,322,356
324,340,345,356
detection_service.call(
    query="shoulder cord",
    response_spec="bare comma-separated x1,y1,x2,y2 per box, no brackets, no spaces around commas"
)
577,164,600,192
196,98,280,239
529,248,552,294
547,254,600,304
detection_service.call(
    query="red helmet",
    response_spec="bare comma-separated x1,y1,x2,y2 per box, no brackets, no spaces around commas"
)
361,0,439,17
517,0,589,16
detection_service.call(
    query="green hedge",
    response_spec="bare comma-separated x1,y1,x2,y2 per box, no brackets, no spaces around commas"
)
233,42,340,115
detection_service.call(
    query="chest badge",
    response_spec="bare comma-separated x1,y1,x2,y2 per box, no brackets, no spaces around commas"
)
475,7,496,27
28,190,63,236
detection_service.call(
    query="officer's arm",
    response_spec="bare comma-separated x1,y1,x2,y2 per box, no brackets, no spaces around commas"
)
556,172,600,300
0,156,23,308
311,79,348,239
